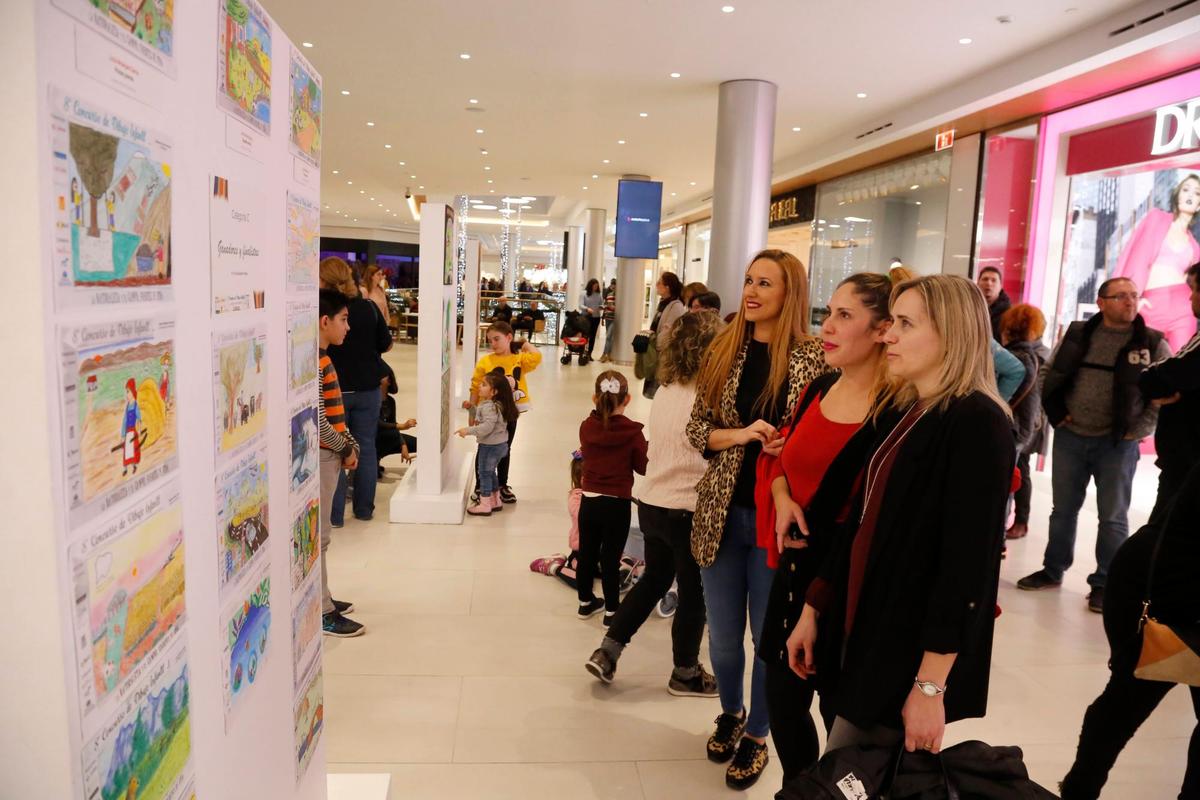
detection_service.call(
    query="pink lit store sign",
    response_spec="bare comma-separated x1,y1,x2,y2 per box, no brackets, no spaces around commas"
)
1151,97,1200,156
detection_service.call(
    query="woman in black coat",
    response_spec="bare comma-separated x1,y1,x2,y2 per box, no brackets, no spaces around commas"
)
788,275,1016,754
998,303,1050,542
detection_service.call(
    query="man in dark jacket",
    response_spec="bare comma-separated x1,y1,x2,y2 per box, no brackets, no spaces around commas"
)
1139,260,1200,524
977,266,1011,341
1018,277,1171,612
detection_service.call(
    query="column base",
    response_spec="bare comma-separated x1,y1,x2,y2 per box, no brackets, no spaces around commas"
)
388,441,474,524
328,773,391,800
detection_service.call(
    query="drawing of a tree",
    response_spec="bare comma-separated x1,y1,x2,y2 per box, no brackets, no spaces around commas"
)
220,342,249,433
69,123,118,238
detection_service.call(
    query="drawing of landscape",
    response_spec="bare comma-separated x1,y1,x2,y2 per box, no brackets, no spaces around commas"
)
290,496,319,590
214,330,267,456
289,52,322,166
294,663,324,781
287,303,318,393
286,194,320,291
52,0,174,71
292,573,321,686
223,573,271,714
215,448,269,589
218,0,272,134
289,405,318,493
73,500,184,705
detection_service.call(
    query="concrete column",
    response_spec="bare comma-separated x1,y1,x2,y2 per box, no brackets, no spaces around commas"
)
565,224,584,311
611,176,649,365
585,208,606,284
708,79,777,313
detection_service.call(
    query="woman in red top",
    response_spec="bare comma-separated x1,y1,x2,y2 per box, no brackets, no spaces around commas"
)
756,273,895,783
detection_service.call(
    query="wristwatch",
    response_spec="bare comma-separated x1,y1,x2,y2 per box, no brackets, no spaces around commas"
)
914,679,946,697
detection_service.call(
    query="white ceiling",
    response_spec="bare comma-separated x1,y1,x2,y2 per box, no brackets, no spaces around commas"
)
263,0,1148,240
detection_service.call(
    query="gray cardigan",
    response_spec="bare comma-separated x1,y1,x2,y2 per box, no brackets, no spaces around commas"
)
466,400,509,445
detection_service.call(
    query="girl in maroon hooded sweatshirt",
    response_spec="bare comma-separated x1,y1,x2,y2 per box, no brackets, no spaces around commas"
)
577,370,649,624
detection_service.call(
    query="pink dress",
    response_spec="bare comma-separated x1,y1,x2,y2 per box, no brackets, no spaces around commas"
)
1115,209,1200,351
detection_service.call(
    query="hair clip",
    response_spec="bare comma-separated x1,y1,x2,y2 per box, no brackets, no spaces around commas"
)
571,449,583,461
599,377,621,394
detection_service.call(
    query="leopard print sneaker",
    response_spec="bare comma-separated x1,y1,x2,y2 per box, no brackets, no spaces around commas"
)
706,710,746,763
725,737,769,790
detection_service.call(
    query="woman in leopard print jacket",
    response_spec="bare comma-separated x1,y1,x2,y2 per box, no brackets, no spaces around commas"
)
685,249,830,790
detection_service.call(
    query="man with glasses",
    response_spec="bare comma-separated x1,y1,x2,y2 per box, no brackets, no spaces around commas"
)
1019,277,1171,612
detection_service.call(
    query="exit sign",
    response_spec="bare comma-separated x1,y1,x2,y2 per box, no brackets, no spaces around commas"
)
935,129,955,151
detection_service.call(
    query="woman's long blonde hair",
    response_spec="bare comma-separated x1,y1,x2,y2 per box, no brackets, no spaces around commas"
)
875,274,1011,418
319,257,357,297
696,249,812,418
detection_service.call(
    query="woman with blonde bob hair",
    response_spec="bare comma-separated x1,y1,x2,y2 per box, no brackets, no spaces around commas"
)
685,249,829,789
787,274,1015,757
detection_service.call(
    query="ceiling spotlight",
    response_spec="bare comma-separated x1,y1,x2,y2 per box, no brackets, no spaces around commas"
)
418,185,424,189
602,159,610,164
582,186,589,190
366,121,375,126
406,189,420,221
856,92,867,98
341,90,349,95
958,37,973,44
591,174,598,179
468,98,479,104
332,170,339,174
398,161,406,166
346,180,353,185
384,144,392,149
370,196,375,200
377,203,383,207
639,112,648,118
669,72,681,78
301,41,313,48
476,128,484,134
909,184,920,190
459,53,471,60
721,5,735,12
481,149,489,155
487,179,493,183
484,165,491,171
359,190,364,194
690,181,696,186
489,189,495,193
792,126,801,132
915,201,923,205
617,139,625,144
670,192,677,196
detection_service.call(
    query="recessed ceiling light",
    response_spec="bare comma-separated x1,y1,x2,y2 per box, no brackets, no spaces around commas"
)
669,72,681,78
721,5,735,12
791,126,801,132
909,184,920,190
410,174,416,179
377,203,383,207
484,166,491,171
459,53,471,60
591,174,598,179
690,181,696,186
384,144,391,149
468,98,479,104
398,161,406,166
359,190,364,194
475,204,497,210
671,192,677,196
958,37,972,44
617,139,625,144
346,180,353,185
487,179,493,184
481,149,489,155
602,159,610,164
418,185,424,189
476,128,484,134
489,189,495,193
340,90,349,95
366,121,375,126
324,204,329,208
639,112,648,118
370,196,375,200
856,92,867,99
915,201,923,205
332,170,339,174
582,186,588,190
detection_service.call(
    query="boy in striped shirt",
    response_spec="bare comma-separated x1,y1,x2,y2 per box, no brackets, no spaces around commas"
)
318,289,365,638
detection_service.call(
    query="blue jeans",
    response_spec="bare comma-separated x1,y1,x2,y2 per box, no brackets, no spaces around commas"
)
476,442,509,496
602,319,615,357
331,389,383,524
1043,427,1139,588
701,505,775,739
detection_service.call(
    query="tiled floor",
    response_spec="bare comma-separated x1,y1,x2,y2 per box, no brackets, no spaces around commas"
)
324,341,1194,799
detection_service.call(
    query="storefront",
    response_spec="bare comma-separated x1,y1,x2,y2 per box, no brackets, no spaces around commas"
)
765,185,817,270
974,122,1039,305
1026,67,1200,347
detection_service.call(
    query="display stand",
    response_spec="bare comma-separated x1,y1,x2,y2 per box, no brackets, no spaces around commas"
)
389,202,473,524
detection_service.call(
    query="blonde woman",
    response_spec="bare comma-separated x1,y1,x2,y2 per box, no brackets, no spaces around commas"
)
788,275,1015,756
686,249,829,790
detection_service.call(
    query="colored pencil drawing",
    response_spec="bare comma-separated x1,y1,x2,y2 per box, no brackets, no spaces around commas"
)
291,571,321,687
213,328,267,458
217,0,272,135
286,193,320,292
289,50,322,166
51,90,172,307
290,496,319,590
222,571,271,716
294,662,324,782
287,300,318,393
215,447,269,589
51,0,175,75
70,487,185,715
62,318,178,527
82,645,192,800
289,404,318,493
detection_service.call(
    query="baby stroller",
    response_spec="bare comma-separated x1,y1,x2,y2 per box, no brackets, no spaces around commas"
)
560,310,591,365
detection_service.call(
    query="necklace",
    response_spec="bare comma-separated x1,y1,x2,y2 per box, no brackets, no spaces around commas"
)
860,403,932,523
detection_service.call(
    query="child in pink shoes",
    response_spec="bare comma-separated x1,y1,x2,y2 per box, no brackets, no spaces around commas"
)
456,373,519,515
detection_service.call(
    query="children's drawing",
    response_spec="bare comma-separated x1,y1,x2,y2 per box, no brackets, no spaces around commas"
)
210,175,268,315
81,644,192,800
61,318,178,529
287,300,318,394
221,570,271,719
51,0,175,75
291,571,321,690
213,326,267,459
217,0,272,135
294,661,324,782
215,446,269,590
51,89,172,309
286,193,320,292
289,49,322,166
70,484,185,721
289,404,318,494
290,495,319,590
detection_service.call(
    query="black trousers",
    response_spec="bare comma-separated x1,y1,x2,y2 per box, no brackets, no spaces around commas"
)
1061,525,1200,799
577,495,630,611
1013,451,1033,525
606,502,706,668
586,316,602,356
766,659,837,784
473,416,517,491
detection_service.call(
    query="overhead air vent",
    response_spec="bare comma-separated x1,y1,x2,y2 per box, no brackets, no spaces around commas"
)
854,121,894,141
1110,0,1196,36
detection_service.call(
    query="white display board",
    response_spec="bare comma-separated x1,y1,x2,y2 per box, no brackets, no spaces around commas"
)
32,0,327,797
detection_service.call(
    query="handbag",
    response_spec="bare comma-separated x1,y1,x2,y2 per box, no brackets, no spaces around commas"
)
1134,525,1200,686
631,332,650,354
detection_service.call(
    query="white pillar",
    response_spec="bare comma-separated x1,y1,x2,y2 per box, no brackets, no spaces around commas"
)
708,79,777,312
611,176,650,366
585,208,606,284
458,237,482,403
565,224,584,311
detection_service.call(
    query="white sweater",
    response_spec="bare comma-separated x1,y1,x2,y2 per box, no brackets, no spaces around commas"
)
639,382,707,512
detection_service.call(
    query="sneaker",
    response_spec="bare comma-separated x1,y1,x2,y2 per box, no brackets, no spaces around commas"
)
499,486,517,504
668,664,718,698
1087,587,1105,614
469,491,480,505
602,611,616,627
490,493,504,512
726,737,770,791
331,521,344,529
1017,569,1063,591
1005,522,1029,540
585,648,616,684
466,499,492,516
577,598,605,619
322,611,365,638
656,589,679,618
706,710,746,764
332,599,355,615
